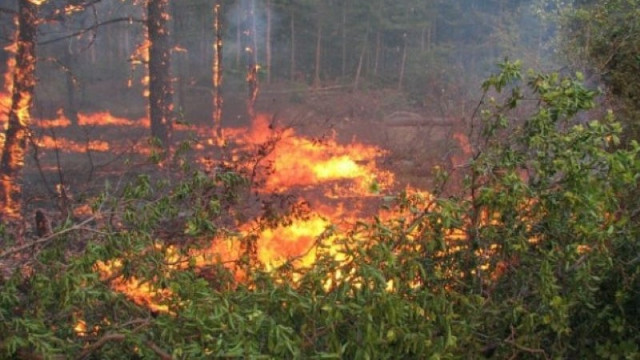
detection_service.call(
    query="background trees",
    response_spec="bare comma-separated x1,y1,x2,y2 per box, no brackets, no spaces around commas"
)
559,0,640,142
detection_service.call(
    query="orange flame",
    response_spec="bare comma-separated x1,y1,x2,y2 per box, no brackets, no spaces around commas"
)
228,114,394,195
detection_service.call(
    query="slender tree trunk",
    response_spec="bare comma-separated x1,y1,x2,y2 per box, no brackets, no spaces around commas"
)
63,49,78,127
212,1,224,145
171,1,186,117
427,23,432,51
241,0,259,120
0,0,38,220
266,0,272,84
313,20,322,88
398,33,407,90
236,6,241,69
341,0,347,78
147,0,173,148
373,30,381,77
250,0,258,67
289,4,296,82
353,25,369,91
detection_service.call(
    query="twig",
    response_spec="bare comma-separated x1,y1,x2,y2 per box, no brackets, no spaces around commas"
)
0,215,96,259
504,325,550,360
38,17,144,46
75,333,126,360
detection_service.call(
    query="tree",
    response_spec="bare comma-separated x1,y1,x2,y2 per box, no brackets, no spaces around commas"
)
147,0,173,148
0,0,39,220
212,0,223,145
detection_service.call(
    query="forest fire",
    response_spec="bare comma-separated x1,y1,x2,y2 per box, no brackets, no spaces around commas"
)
91,110,401,309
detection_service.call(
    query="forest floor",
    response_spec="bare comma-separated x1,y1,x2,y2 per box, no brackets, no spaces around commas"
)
17,81,468,235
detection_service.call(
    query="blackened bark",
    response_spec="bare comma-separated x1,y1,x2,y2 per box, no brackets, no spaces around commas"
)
0,0,38,219
147,0,173,148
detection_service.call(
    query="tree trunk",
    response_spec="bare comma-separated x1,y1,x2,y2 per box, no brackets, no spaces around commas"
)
212,1,224,145
313,20,322,88
398,33,407,90
353,25,369,92
266,0,272,84
147,0,173,148
251,0,258,67
63,54,78,127
236,6,241,69
373,30,381,77
0,0,38,220
341,0,347,77
289,4,296,82
241,0,259,120
171,1,187,118
427,23,432,51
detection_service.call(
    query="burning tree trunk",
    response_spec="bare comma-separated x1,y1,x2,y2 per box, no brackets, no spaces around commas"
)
0,0,38,220
212,1,224,145
147,0,173,148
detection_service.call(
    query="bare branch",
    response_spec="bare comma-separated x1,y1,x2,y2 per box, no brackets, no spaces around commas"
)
0,215,97,259
38,17,144,46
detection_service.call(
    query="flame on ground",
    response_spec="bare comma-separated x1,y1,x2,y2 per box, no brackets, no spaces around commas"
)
227,114,394,195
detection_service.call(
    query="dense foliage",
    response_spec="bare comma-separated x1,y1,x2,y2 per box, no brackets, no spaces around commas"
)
1,62,639,359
